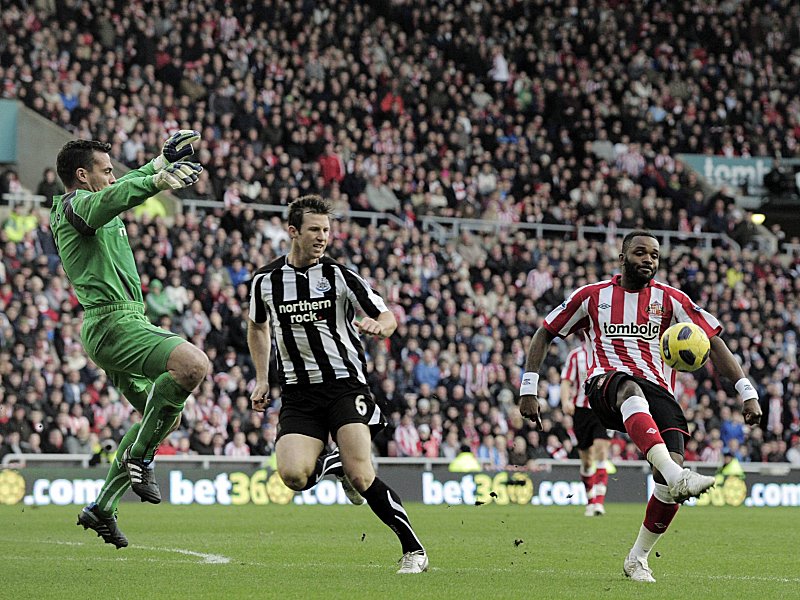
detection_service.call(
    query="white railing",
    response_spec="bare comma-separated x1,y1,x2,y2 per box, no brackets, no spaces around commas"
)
2,191,47,210
180,198,740,251
181,198,407,230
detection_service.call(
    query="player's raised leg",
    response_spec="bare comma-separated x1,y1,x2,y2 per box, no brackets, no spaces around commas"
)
616,381,714,502
275,433,326,491
122,341,208,503
337,423,428,574
290,445,364,504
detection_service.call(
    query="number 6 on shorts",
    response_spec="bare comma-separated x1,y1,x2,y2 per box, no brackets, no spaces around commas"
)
354,395,368,416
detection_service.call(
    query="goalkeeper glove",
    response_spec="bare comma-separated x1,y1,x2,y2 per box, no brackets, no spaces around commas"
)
153,129,201,171
153,161,203,190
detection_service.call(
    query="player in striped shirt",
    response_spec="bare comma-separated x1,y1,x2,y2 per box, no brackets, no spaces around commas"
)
520,231,762,583
560,335,611,517
248,195,427,574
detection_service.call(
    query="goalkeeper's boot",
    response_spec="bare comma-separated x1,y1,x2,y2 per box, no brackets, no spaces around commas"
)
397,550,429,574
121,447,162,504
623,553,656,583
669,468,715,503
77,503,128,549
338,473,365,506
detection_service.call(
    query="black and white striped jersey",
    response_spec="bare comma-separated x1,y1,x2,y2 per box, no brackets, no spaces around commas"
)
248,256,389,386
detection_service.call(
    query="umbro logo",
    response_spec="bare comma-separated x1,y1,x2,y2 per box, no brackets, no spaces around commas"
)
598,303,611,309
646,428,657,434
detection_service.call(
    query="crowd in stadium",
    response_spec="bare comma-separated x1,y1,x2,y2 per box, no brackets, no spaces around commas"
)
1,0,800,467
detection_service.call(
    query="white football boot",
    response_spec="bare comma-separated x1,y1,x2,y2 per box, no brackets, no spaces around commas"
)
623,553,656,583
397,550,429,574
669,468,715,503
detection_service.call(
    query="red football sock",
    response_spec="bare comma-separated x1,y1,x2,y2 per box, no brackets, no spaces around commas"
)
581,472,597,503
594,467,608,505
643,495,680,534
623,412,665,454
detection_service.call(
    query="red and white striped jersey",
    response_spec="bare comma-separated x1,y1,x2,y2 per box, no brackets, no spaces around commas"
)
543,275,722,395
561,344,590,408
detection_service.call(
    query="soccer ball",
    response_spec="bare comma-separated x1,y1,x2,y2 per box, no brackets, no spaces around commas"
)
660,323,711,372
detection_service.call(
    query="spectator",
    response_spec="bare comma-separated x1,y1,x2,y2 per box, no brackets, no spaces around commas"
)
413,350,441,390
145,279,177,324
35,168,63,209
224,431,250,457
394,414,422,458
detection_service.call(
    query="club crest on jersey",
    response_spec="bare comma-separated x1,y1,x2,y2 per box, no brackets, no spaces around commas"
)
315,277,332,293
647,301,664,316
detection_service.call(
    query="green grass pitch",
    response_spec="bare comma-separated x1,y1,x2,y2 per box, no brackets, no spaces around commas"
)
1,503,797,599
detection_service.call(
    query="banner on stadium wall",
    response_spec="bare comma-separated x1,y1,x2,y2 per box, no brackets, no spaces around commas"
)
0,99,18,163
678,153,800,195
1,464,799,508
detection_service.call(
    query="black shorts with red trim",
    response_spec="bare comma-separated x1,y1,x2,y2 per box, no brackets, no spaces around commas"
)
572,406,611,451
584,371,689,456
278,378,387,443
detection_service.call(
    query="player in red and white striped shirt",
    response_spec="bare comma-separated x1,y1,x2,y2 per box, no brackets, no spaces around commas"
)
560,335,611,517
519,231,762,583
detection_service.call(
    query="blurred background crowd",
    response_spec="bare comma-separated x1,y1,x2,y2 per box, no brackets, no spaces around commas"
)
1,0,800,468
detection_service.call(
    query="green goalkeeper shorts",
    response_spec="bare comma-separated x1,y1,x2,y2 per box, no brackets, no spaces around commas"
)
81,302,185,413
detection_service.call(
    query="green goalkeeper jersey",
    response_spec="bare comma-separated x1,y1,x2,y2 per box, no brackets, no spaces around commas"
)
50,162,161,310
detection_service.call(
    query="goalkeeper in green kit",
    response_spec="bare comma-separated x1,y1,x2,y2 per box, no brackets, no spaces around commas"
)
51,132,209,548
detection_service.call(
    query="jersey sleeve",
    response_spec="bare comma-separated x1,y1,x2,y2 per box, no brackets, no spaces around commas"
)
339,266,388,318
248,272,270,324
668,289,722,338
543,286,589,338
116,160,157,183
63,175,160,232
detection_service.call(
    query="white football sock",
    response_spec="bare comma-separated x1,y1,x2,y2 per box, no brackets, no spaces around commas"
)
646,444,684,486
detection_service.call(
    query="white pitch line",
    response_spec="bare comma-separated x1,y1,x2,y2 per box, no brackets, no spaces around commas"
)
0,555,200,565
134,545,230,564
6,539,234,565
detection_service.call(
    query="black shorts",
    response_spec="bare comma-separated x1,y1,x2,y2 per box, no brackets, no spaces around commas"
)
572,406,611,451
584,371,689,455
278,378,386,443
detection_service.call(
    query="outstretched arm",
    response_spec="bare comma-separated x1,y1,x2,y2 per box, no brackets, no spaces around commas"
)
519,326,557,429
248,318,272,412
709,335,762,426
69,162,202,230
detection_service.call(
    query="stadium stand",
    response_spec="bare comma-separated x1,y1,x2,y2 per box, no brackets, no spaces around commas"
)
1,0,800,466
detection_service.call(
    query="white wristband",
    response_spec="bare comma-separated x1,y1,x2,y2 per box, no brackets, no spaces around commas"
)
520,372,539,396
735,377,758,401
